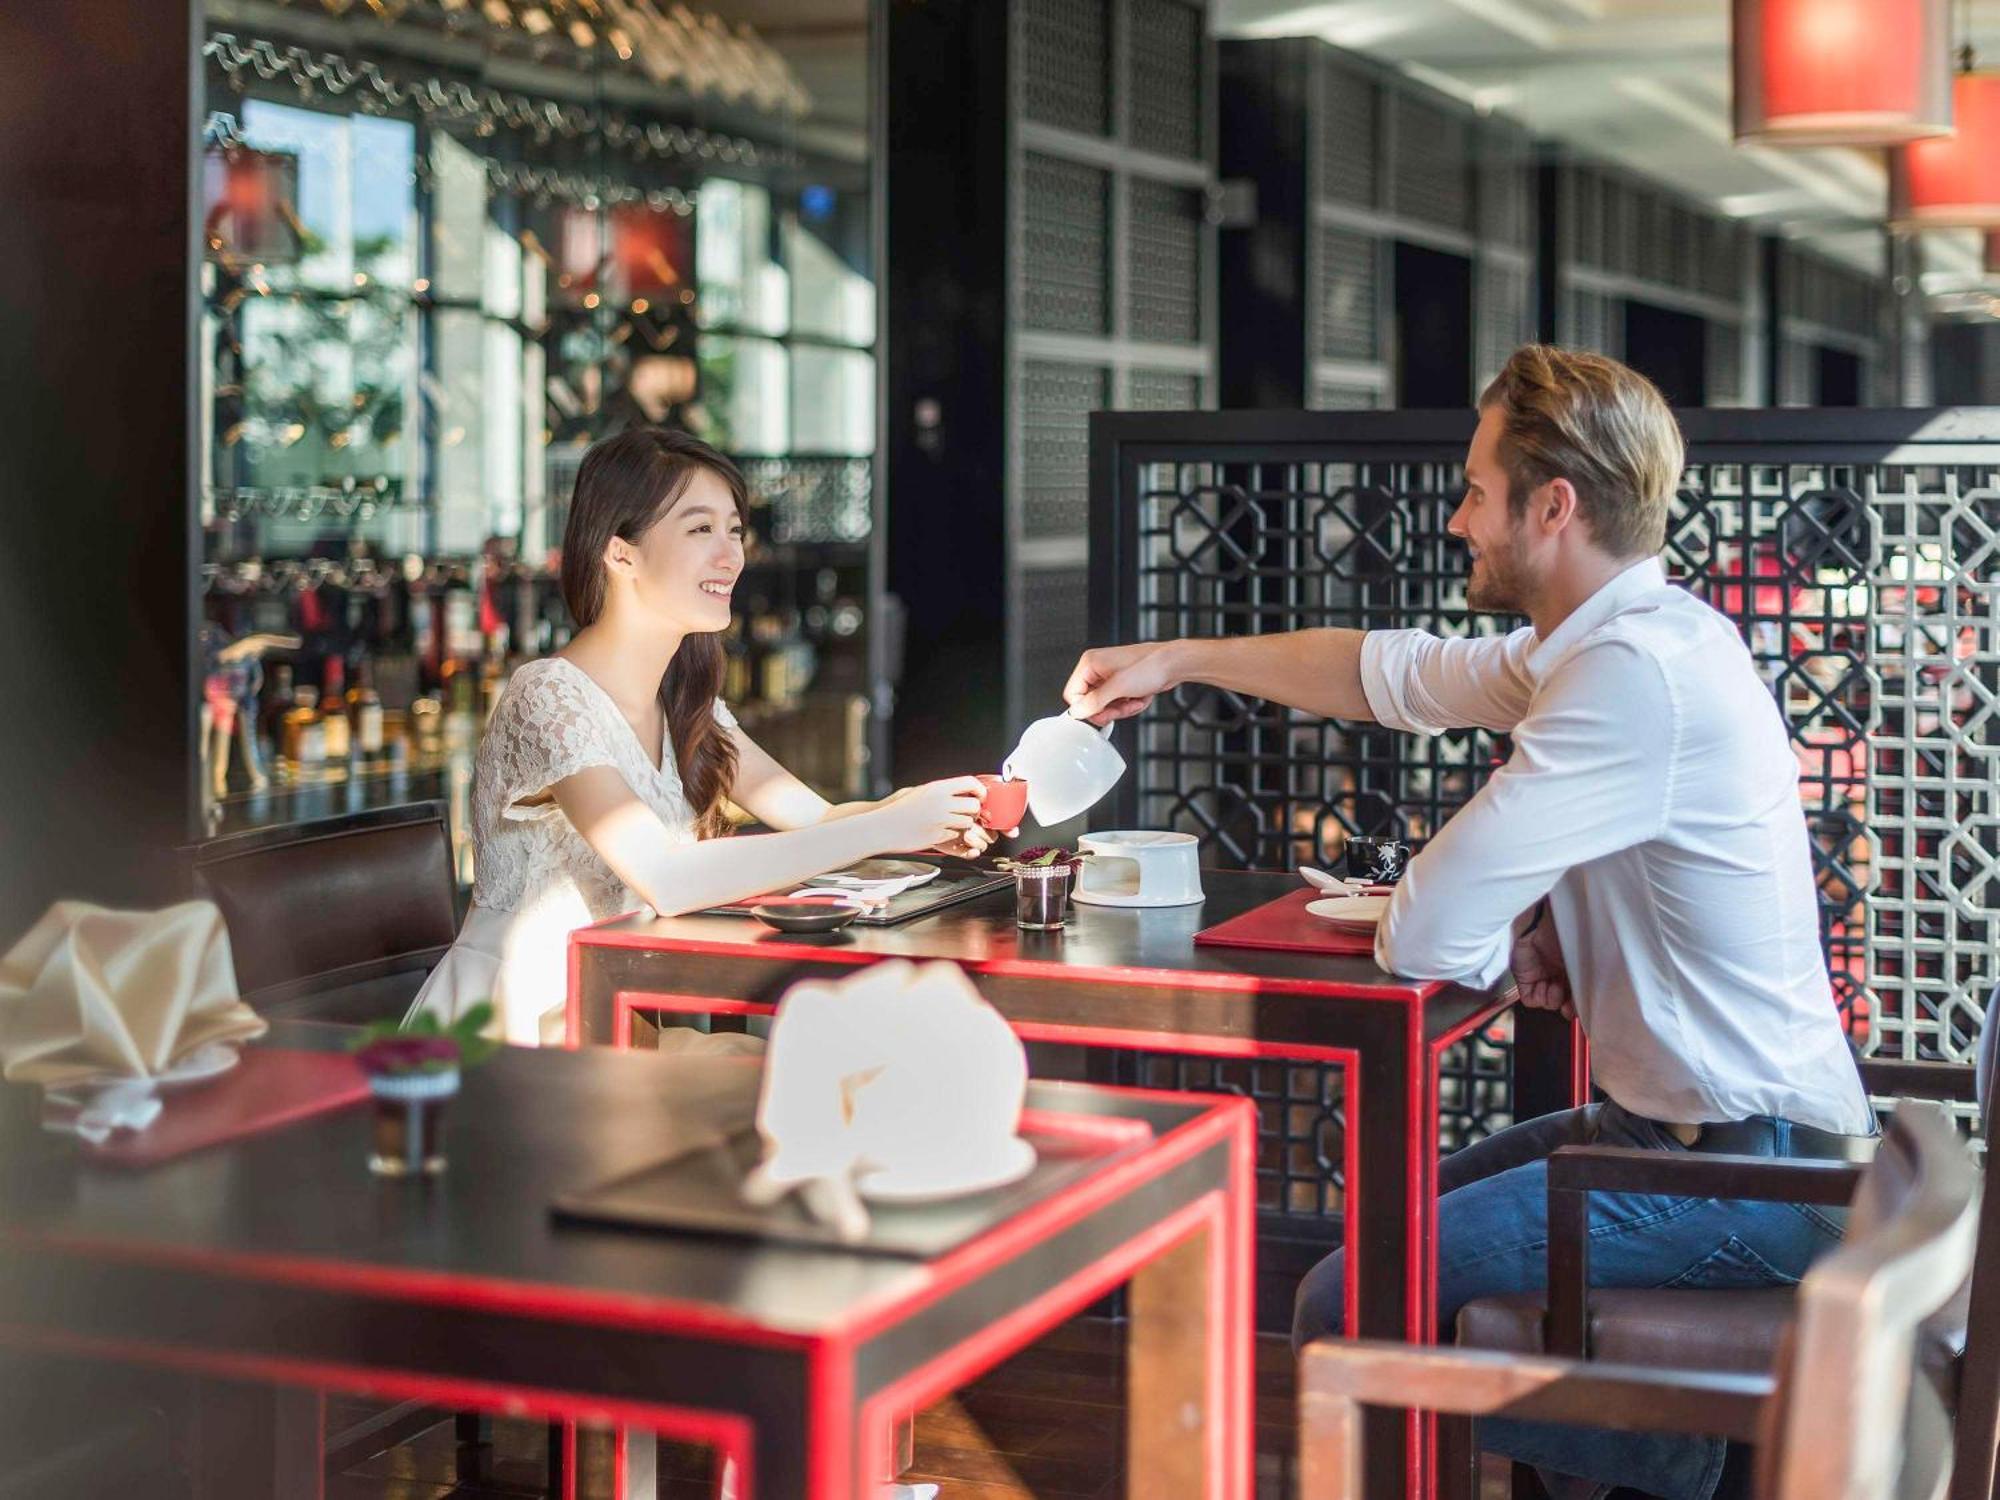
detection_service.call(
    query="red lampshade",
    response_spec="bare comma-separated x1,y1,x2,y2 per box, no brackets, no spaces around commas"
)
1891,73,2000,228
1733,0,1953,145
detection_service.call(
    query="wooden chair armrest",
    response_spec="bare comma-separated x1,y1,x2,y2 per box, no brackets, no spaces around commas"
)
1857,1057,1979,1104
1544,1146,1864,1358
1546,1145,1866,1204
1296,1339,1773,1500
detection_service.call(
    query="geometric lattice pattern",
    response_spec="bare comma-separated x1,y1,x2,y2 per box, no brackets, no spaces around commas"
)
1022,0,1110,136
1022,153,1112,336
1129,456,1508,869
1128,0,1203,160
1126,1052,1348,1215
1097,416,2000,1150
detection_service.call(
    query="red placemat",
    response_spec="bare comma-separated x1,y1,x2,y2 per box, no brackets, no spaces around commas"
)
86,1048,370,1168
1193,887,1379,957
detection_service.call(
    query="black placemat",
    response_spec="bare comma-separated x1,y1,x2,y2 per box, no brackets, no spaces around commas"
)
551,1123,1137,1259
703,869,1011,927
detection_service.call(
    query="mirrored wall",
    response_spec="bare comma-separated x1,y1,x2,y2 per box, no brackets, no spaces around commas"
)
195,0,877,845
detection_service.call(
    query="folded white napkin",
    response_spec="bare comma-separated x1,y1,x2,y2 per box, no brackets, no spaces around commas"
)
742,959,1028,1240
0,900,267,1138
41,1079,164,1144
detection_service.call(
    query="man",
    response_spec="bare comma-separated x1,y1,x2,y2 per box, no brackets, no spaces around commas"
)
1062,345,1872,1500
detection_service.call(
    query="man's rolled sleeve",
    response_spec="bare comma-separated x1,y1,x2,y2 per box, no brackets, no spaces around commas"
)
1374,873,1516,990
1360,627,1537,736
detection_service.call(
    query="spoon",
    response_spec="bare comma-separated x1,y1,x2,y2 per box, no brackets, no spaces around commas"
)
1300,867,1392,897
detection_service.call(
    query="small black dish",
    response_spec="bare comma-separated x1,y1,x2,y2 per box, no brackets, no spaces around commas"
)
750,900,862,934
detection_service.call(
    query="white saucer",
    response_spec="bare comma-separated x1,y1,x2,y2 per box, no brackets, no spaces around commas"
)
152,1042,243,1090
856,1137,1038,1204
1071,889,1206,908
1306,895,1391,928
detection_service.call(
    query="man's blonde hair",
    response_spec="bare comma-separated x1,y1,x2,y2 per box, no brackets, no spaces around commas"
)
1477,345,1684,560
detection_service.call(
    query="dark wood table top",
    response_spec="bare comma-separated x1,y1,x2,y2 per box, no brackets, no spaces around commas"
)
579,868,1447,1004
0,1025,1224,1344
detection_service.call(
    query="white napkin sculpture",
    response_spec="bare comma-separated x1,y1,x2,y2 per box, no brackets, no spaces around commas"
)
0,899,267,1138
741,959,1029,1240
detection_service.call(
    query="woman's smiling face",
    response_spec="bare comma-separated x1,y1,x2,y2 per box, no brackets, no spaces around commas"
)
614,465,746,634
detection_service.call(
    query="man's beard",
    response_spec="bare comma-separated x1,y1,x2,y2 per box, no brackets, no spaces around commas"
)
1466,534,1527,614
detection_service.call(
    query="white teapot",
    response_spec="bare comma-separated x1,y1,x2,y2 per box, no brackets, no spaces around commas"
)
1002,711,1126,826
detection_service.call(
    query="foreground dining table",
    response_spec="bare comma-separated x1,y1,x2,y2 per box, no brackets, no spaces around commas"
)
0,1025,1256,1500
571,867,1587,1500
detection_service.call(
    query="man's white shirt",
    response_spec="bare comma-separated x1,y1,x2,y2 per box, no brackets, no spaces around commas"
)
1362,556,1872,1135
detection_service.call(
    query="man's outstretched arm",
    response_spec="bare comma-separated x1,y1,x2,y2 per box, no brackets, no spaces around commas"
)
1063,630,1372,725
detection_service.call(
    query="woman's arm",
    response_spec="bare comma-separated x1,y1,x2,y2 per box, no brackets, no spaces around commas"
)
724,722,840,831
723,723,1000,854
552,765,986,916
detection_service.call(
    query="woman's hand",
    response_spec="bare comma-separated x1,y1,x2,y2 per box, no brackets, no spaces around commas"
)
880,783,1005,859
869,777,986,853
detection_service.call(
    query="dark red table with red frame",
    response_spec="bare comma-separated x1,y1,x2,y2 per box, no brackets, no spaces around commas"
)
569,868,1588,1499
0,1027,1256,1500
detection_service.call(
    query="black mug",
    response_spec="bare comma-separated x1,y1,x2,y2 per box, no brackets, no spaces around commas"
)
1344,835,1409,884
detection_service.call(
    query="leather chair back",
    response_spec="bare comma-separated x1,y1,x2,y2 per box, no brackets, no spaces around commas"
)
191,802,459,1025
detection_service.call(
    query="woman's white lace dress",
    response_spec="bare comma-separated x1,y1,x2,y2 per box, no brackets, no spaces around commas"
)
407,656,743,1046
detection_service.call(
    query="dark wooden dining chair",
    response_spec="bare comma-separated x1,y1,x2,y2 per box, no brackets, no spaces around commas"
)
1453,990,2000,1500
190,801,459,1027
188,801,476,1482
1298,1100,1981,1500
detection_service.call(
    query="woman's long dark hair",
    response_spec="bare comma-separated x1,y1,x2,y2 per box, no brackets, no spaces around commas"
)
561,427,747,840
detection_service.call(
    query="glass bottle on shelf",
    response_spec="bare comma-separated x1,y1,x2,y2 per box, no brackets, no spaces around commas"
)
321,657,352,762
281,686,325,776
352,657,384,760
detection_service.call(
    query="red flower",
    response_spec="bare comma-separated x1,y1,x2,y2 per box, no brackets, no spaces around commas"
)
355,1034,461,1077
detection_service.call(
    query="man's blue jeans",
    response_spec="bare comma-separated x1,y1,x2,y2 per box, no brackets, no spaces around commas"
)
1291,1102,1849,1500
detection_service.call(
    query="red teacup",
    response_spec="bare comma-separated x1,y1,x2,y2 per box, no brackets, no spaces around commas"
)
976,773,1030,831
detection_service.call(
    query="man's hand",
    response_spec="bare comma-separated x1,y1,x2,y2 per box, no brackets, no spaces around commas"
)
1062,642,1181,725
1509,901,1573,1020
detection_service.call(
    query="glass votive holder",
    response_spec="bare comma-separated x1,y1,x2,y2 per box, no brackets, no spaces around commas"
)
1014,864,1072,930
367,1069,458,1177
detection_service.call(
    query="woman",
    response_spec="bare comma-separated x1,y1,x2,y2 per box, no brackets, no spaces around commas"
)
410,427,994,1046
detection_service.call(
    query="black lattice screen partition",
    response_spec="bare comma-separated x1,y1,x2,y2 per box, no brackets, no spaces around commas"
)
1091,409,2000,1148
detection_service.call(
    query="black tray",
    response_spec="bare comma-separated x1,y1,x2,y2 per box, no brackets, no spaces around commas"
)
703,867,1011,927
551,1122,1141,1259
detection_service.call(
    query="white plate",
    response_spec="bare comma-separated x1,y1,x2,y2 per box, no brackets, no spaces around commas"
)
805,860,941,890
856,1137,1038,1204
152,1042,243,1090
1306,895,1391,928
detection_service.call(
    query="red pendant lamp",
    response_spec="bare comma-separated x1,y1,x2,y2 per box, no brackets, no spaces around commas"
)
1891,67,2000,228
1733,0,1953,145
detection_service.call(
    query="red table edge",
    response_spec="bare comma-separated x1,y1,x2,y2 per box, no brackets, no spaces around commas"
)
0,1089,1254,1355
569,908,1443,1006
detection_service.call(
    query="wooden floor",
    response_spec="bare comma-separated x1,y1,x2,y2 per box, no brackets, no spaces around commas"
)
325,1317,1518,1499
324,1318,1304,1499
